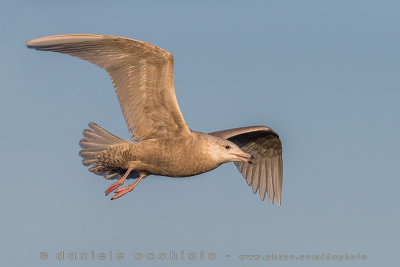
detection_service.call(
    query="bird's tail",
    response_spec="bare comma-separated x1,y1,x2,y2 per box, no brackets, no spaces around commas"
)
79,122,129,179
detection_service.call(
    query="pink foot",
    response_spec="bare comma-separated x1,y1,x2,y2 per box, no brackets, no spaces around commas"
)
111,184,135,200
105,180,123,195
104,168,133,196
111,175,145,200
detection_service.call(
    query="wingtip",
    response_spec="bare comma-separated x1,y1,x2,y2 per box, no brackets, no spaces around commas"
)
25,39,35,48
25,34,109,48
25,37,53,49
25,36,49,48
275,194,282,206
269,197,274,205
88,122,98,128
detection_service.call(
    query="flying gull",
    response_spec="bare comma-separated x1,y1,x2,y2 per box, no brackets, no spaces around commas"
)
26,34,283,204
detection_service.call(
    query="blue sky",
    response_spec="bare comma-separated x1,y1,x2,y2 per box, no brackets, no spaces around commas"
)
1,1,399,266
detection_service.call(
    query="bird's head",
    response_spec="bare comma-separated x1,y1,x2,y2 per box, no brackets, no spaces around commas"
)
206,135,254,164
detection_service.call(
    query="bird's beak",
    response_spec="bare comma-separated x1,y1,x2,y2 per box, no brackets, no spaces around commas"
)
234,152,254,164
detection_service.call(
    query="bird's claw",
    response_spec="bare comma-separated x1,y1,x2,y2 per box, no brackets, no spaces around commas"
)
108,174,145,200
111,186,133,200
105,180,123,195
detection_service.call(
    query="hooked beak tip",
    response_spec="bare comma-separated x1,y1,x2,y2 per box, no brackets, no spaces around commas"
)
248,155,254,164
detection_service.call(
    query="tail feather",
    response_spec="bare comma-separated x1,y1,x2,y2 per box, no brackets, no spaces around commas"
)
79,141,110,151
79,122,130,179
82,129,118,145
86,122,124,142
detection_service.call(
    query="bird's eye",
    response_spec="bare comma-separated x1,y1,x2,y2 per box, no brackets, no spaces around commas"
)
225,145,231,149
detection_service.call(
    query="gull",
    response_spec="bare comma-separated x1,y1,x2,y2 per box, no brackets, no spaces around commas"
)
26,34,283,204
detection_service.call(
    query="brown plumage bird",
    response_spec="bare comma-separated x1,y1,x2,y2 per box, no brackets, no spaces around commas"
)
26,34,283,204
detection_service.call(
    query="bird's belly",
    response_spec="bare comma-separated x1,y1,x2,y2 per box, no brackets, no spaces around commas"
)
143,154,219,178
128,137,220,178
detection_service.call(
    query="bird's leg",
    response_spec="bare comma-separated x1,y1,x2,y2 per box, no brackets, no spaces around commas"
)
111,172,148,200
105,167,133,195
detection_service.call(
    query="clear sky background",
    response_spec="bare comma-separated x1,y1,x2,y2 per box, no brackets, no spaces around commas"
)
1,1,399,266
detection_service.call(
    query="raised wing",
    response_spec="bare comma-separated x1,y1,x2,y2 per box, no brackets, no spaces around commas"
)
26,34,190,140
210,126,283,205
